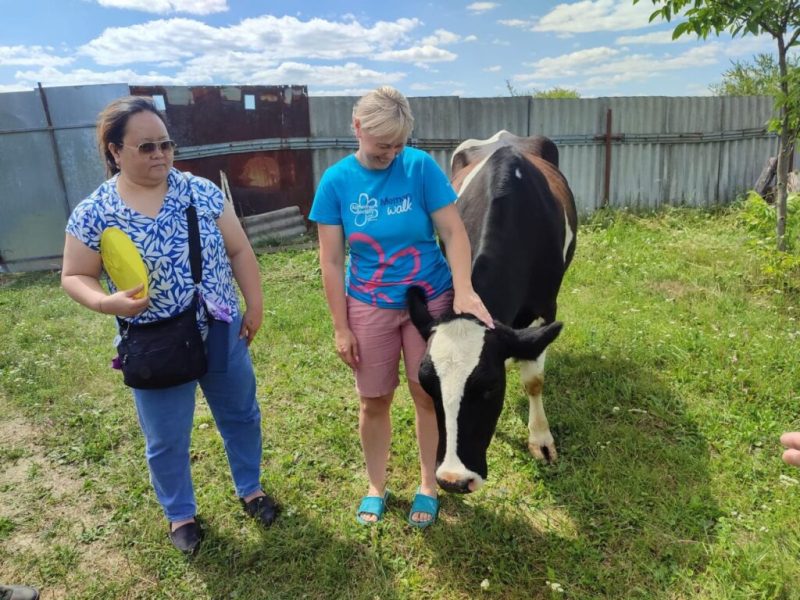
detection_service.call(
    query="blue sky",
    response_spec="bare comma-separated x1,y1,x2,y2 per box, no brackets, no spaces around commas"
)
0,0,781,97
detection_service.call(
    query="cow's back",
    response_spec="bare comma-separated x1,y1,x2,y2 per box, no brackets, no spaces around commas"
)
451,133,577,327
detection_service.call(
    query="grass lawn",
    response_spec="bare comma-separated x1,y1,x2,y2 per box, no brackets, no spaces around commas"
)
1,205,799,599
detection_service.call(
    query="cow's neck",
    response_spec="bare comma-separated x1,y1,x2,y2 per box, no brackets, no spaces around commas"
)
471,252,524,326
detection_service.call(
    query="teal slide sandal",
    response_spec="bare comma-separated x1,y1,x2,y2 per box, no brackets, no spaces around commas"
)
407,489,439,529
356,490,389,525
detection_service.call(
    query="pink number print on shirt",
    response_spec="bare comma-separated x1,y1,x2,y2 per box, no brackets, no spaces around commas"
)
349,232,435,306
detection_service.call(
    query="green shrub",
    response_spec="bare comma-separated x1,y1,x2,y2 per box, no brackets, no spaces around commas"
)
739,191,800,287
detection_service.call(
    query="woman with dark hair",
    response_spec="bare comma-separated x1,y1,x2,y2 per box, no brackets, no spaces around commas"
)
61,96,277,555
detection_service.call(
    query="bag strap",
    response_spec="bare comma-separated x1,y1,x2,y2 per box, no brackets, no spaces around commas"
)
186,203,202,285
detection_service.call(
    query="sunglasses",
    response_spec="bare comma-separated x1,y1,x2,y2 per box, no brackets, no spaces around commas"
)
121,140,177,154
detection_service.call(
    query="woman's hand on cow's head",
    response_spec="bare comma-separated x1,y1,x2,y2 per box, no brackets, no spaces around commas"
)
454,289,494,329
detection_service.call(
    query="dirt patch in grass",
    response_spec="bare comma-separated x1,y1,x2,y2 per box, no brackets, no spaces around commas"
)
0,415,126,598
651,279,704,300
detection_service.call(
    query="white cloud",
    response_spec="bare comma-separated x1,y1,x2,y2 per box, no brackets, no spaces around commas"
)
0,45,74,67
175,51,406,87
175,51,278,83
80,15,422,66
309,88,373,96
0,83,29,93
498,19,535,29
375,45,457,63
467,2,499,14
420,29,462,46
530,0,656,33
409,82,434,90
483,65,502,72
615,30,683,45
11,66,186,89
515,43,724,90
719,34,774,57
94,0,228,14
517,47,622,80
11,59,405,91
245,62,406,88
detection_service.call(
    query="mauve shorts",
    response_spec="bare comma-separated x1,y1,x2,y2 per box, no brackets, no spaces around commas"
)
346,289,454,398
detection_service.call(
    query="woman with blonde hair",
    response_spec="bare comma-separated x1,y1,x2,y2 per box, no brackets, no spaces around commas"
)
310,86,493,528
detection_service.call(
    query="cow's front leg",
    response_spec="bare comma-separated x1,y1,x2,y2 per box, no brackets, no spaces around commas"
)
519,351,556,463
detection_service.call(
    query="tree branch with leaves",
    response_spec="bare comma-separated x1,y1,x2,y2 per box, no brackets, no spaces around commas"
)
635,0,799,250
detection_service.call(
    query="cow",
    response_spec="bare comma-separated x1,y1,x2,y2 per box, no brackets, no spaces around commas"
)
407,130,577,494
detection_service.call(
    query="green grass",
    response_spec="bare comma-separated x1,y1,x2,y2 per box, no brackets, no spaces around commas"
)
1,204,800,599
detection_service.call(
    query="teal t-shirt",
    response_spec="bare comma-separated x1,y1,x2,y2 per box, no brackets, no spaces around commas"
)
310,147,457,308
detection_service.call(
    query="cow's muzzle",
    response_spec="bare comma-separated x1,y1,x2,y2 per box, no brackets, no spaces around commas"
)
436,471,483,494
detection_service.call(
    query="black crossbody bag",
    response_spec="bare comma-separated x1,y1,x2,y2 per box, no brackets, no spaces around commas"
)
116,204,208,389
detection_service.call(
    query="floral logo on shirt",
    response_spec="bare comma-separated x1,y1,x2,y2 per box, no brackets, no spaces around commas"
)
350,193,379,227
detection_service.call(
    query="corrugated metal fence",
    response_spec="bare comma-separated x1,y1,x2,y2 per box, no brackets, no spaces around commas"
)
1,84,795,272
310,95,791,214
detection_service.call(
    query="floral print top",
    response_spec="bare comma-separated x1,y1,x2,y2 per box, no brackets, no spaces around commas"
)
66,168,239,330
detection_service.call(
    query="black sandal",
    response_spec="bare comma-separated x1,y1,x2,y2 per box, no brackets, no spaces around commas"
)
168,520,202,555
241,494,279,527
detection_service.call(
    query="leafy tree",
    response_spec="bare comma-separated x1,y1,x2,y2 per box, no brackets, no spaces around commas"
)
533,87,582,99
636,0,799,250
710,52,800,95
505,80,581,98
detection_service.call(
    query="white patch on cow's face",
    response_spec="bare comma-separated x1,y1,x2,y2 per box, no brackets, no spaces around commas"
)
451,129,510,169
515,168,522,179
458,153,493,198
429,319,486,487
563,208,574,262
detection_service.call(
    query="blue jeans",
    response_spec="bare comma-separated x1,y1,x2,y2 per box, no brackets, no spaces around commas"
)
132,316,262,522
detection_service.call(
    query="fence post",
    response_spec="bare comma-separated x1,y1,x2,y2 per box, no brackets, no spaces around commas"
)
37,82,72,219
603,108,612,208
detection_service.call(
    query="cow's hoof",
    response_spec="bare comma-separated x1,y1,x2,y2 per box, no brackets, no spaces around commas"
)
528,440,558,463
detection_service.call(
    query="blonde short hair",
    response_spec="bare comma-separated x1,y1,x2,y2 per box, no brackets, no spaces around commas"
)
352,86,414,140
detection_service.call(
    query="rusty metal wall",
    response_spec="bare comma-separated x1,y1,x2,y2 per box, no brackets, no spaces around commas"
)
0,83,128,272
131,85,314,218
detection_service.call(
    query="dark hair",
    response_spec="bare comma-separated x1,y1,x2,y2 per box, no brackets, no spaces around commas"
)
96,96,168,177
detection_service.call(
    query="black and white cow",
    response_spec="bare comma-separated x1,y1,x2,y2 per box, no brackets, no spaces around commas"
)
408,130,577,493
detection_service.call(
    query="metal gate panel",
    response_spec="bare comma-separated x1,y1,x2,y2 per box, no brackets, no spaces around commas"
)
0,84,130,271
459,97,530,144
42,84,129,211
0,129,67,271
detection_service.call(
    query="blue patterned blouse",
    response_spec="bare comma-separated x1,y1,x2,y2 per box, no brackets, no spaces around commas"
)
65,168,240,329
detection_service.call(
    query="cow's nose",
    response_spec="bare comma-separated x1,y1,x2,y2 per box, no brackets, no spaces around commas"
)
436,473,475,494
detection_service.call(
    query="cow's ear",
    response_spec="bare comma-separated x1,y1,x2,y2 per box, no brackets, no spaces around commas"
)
503,321,563,360
406,286,435,340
